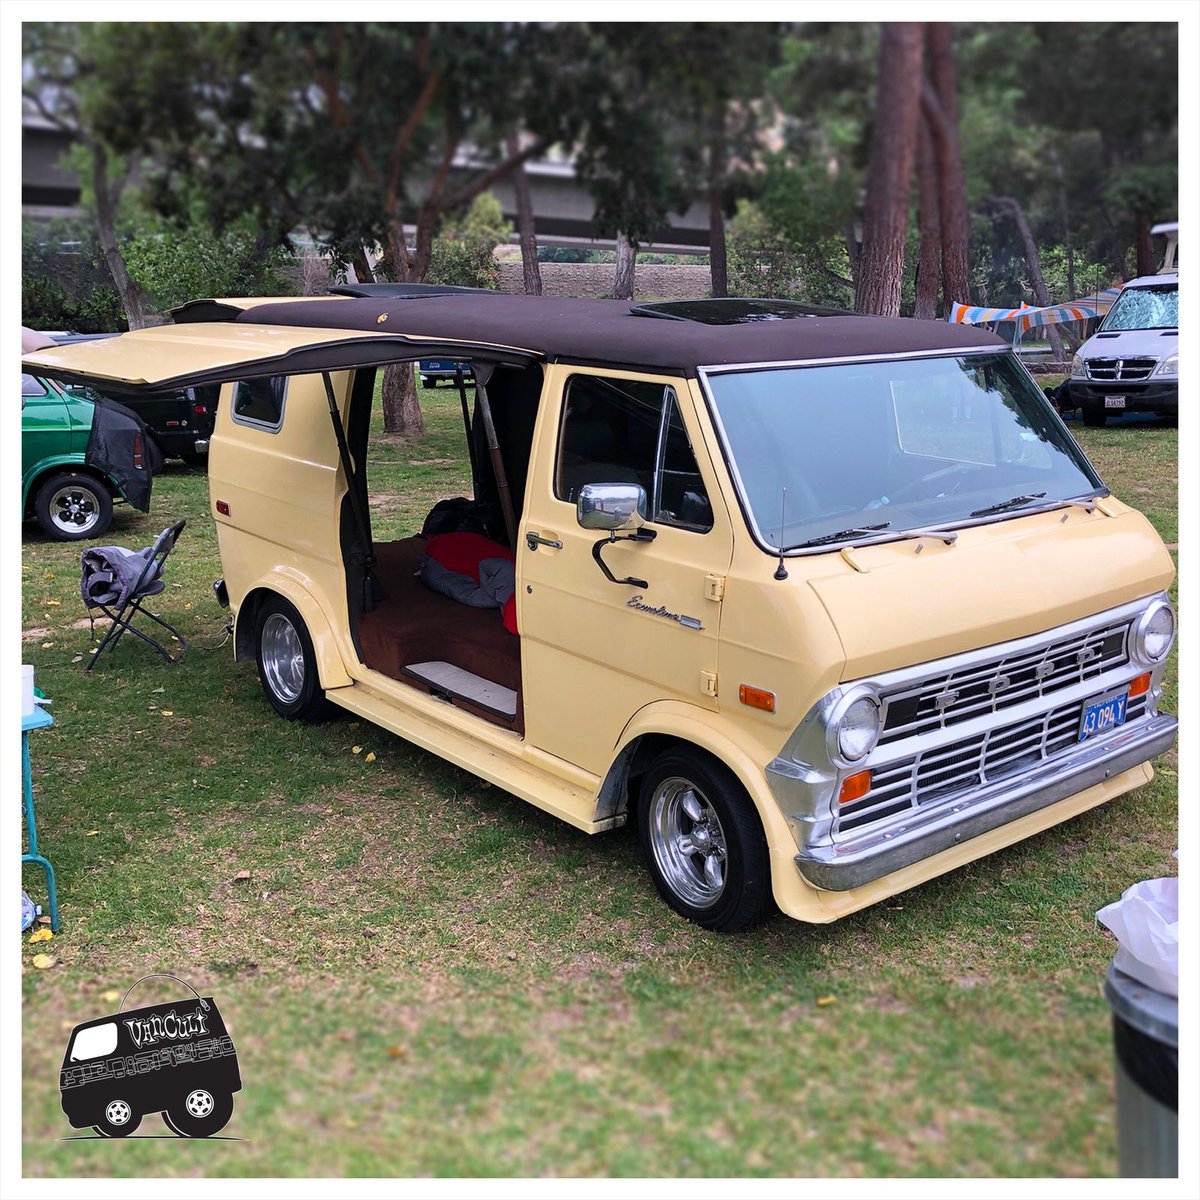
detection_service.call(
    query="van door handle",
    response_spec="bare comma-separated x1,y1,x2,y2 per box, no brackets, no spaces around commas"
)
525,531,563,552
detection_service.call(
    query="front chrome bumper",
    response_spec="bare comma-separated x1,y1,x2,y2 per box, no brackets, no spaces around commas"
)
793,713,1177,891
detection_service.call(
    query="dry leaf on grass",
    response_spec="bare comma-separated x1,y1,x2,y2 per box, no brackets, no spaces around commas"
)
365,752,376,763
28,928,54,944
233,870,252,882
101,989,121,1004
816,995,838,1006
352,745,363,755
32,954,55,970
160,710,174,717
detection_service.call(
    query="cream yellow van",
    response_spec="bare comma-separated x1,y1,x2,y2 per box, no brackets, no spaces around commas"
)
25,290,1177,931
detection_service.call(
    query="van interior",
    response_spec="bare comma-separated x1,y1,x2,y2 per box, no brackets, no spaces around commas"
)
342,362,543,735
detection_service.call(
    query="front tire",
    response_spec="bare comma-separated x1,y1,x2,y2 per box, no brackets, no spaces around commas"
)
162,1089,234,1138
92,1098,140,1137
253,595,334,721
637,749,773,932
34,472,113,541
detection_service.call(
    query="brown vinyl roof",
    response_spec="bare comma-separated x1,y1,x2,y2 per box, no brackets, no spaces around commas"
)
211,294,1004,377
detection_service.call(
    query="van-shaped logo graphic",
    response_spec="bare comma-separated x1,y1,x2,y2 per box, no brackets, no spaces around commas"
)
59,975,241,1138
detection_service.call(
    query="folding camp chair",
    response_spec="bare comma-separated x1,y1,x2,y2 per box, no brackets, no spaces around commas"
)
82,520,188,672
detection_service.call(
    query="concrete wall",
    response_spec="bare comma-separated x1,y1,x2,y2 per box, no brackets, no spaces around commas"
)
497,261,711,301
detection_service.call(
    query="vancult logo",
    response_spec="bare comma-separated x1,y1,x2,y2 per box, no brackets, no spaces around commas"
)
123,1006,210,1049
59,974,243,1138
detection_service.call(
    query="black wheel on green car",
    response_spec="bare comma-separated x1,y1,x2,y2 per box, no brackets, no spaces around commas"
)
637,748,774,932
162,1089,234,1138
34,471,114,541
1082,404,1108,428
92,1098,140,1137
253,595,334,722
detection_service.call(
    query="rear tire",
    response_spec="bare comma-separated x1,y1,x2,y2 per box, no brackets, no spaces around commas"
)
1082,405,1108,427
422,377,437,389
637,748,773,932
253,595,334,722
162,1089,233,1138
34,472,113,541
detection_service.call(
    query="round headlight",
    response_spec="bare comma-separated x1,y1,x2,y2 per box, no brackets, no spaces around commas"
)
831,690,881,764
1132,600,1175,664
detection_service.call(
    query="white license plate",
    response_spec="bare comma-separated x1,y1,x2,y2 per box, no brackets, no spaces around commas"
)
1078,688,1129,742
1105,395,1127,409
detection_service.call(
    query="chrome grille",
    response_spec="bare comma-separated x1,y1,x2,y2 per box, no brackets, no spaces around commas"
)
878,618,1132,745
837,693,1149,836
1085,357,1157,381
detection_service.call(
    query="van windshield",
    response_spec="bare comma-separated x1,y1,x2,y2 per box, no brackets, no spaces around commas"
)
1099,284,1178,331
706,351,1102,551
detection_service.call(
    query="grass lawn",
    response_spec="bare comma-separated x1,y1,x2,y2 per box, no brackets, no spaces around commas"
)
20,388,1177,1178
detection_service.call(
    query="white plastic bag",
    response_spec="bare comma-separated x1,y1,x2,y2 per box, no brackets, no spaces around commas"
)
1097,876,1179,997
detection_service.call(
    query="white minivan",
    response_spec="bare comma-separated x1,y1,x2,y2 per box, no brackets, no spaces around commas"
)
1068,273,1178,426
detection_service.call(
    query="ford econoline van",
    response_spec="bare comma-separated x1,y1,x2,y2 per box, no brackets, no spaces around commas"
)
25,290,1177,931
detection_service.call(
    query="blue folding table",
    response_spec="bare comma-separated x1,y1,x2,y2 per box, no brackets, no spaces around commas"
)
22,705,59,932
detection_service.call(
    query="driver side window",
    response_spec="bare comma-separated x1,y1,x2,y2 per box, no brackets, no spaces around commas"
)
556,375,712,532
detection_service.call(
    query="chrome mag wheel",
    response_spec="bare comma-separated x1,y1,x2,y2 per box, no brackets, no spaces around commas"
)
50,484,101,535
260,612,305,703
647,776,729,909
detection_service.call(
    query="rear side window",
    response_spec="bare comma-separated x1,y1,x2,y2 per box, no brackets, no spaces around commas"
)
231,376,288,431
70,1023,118,1061
556,375,712,531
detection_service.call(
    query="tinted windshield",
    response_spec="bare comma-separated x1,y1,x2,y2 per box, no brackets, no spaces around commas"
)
707,351,1103,551
1099,284,1178,331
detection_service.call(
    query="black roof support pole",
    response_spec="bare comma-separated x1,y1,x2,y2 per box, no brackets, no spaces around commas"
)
322,371,378,611
454,364,479,490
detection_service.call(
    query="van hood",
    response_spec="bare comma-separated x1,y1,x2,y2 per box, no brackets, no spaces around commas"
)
803,504,1175,680
1081,326,1177,360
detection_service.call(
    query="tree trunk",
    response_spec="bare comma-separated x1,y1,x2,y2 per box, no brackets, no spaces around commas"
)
92,144,149,330
613,232,637,301
992,194,1065,361
382,363,423,438
708,132,729,298
854,23,924,316
351,245,375,285
507,133,542,295
378,222,425,436
914,117,942,320
923,23,970,310
1135,213,1156,277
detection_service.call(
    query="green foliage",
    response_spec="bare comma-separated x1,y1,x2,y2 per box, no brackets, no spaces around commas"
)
22,219,126,332
423,193,511,290
122,216,295,311
727,199,854,308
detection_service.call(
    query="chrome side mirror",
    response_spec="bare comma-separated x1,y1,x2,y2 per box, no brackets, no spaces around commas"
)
577,483,646,532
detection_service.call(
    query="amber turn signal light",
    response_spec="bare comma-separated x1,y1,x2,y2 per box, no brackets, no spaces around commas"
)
738,684,776,713
1129,672,1151,698
838,770,872,804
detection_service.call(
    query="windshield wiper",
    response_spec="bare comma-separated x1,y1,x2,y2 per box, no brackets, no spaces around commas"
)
787,522,891,550
970,492,1047,518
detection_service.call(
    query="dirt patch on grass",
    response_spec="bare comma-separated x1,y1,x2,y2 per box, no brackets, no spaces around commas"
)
22,626,52,641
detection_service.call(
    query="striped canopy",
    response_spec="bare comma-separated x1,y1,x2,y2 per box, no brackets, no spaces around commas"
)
949,287,1123,335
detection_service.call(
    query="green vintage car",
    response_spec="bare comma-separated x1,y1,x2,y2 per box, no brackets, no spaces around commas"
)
21,370,162,541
